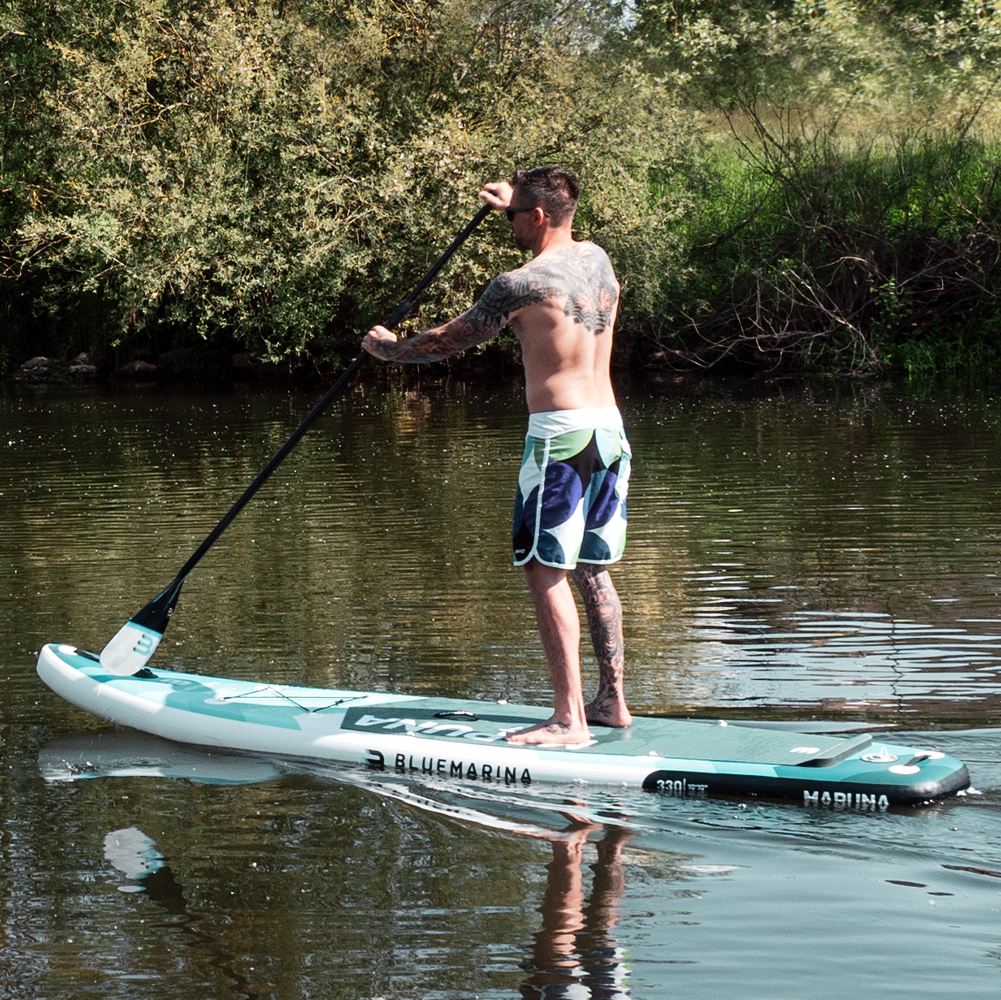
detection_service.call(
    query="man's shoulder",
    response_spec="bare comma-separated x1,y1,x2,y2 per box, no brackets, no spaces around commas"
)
570,241,615,271
510,241,612,277
470,263,557,323
472,241,618,323
527,241,617,286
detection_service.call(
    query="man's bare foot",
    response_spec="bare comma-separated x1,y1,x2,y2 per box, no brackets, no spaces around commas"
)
585,692,633,728
503,718,592,746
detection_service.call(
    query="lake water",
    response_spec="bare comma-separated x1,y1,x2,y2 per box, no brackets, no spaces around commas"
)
2,372,1001,998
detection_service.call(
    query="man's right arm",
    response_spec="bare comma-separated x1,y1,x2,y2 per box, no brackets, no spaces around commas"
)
362,179,519,362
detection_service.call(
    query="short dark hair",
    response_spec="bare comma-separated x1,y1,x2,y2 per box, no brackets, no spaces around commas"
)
511,166,580,227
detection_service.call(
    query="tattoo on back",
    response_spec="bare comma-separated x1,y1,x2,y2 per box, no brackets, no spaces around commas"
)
468,242,619,336
381,242,619,364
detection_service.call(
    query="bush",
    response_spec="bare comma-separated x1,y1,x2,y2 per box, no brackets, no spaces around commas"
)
9,0,1000,377
634,0,1001,373
1,0,698,374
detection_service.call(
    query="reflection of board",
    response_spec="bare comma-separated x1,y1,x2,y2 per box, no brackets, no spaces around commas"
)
38,731,283,785
37,643,971,807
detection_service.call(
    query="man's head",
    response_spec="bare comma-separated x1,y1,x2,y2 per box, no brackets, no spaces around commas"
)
510,167,580,228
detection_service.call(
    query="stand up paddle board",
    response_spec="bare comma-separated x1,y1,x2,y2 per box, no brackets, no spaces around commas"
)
37,643,971,808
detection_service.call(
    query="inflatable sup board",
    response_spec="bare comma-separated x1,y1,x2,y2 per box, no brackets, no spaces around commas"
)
37,643,971,807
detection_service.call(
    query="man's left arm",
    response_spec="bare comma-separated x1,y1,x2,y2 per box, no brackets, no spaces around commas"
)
362,271,532,363
362,308,503,364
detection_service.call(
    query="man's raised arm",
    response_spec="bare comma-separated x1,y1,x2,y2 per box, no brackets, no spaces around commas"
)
361,179,519,363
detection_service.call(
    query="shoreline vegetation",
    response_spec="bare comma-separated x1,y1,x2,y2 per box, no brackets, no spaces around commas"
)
3,0,1000,382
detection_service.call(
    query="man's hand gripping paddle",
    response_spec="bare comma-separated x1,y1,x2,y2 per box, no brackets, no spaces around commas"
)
100,203,491,675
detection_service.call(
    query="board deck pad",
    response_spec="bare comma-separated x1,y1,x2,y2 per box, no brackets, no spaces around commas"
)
36,643,971,807
335,701,872,765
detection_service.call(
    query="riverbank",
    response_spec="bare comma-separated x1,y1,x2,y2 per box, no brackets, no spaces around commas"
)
5,340,524,389
4,3,1000,379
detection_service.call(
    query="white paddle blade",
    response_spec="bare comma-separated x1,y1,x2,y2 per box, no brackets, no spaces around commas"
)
99,621,163,675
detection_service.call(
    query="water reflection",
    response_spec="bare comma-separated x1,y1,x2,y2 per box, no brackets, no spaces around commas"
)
39,731,284,785
102,823,264,996
520,818,632,999
674,608,1001,719
104,826,187,912
40,733,637,999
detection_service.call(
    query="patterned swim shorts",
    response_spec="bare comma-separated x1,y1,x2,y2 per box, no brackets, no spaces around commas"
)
512,407,631,569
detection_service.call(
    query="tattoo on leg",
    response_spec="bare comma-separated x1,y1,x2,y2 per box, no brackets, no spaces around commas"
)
572,564,627,724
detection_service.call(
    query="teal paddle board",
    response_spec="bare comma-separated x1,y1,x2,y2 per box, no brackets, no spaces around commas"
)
37,643,971,808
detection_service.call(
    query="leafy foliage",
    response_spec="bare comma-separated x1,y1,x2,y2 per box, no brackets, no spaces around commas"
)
2,0,694,372
634,0,1001,372
5,0,1001,376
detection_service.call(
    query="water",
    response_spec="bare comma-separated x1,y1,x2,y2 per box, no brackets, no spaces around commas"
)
3,374,1001,998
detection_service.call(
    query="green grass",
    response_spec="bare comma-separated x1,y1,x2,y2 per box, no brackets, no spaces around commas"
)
639,131,1001,374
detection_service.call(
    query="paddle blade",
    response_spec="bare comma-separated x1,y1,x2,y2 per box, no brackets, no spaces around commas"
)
99,620,164,675
99,581,183,675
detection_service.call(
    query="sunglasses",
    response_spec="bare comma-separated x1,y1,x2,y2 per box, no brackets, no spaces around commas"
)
505,205,535,221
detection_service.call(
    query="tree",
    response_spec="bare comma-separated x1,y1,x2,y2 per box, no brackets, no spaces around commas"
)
2,0,697,372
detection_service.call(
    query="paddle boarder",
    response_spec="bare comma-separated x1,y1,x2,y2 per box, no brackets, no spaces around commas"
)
362,167,631,745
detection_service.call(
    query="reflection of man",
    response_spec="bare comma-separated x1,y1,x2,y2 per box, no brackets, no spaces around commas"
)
362,167,632,745
521,819,633,998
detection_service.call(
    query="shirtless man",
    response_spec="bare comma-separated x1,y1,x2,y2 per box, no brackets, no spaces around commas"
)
362,166,632,745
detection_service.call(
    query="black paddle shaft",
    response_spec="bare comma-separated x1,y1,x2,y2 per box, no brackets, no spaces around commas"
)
132,203,493,633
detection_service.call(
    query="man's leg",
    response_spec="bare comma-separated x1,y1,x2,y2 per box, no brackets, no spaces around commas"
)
505,559,591,745
572,564,632,728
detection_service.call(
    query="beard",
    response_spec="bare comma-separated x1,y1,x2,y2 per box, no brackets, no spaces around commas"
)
512,230,533,253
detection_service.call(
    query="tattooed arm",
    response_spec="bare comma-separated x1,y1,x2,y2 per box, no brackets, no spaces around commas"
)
362,308,500,364
362,270,551,364
361,244,619,364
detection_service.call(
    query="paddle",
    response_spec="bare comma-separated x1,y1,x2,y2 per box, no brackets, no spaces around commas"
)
99,202,492,675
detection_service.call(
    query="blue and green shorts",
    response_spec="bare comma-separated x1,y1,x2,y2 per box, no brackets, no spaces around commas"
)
512,407,631,569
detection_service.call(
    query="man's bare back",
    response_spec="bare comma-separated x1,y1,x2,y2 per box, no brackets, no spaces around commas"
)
364,241,619,414
494,244,619,412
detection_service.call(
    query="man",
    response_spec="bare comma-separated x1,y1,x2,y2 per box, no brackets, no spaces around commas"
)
362,167,632,745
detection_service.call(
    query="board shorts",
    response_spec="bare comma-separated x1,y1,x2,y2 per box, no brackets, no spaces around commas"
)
512,407,631,569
